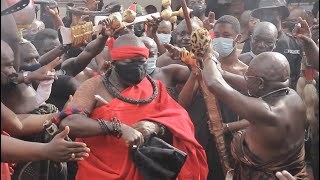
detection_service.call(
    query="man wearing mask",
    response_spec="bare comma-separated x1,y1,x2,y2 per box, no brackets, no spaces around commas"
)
59,34,208,180
188,0,207,21
249,0,304,90
239,22,278,65
147,19,172,56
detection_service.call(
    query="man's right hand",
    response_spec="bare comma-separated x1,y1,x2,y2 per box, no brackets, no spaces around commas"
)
275,171,297,180
203,12,215,31
29,57,62,82
146,16,162,38
45,126,90,162
292,17,311,45
99,18,125,39
121,124,144,149
163,43,182,60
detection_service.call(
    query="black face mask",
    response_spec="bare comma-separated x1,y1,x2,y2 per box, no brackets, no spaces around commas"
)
134,22,145,37
113,61,147,85
20,63,41,72
191,3,205,17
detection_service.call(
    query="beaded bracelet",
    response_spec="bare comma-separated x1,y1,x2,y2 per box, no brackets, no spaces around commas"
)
111,117,122,139
51,107,86,126
97,119,111,136
157,123,166,136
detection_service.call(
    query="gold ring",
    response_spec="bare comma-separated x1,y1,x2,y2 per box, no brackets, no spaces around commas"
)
132,145,138,149
71,153,76,159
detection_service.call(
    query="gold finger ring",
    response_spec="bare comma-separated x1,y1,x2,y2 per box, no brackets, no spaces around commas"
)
71,153,76,159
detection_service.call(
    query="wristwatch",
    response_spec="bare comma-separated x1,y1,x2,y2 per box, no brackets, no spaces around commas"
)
23,71,31,84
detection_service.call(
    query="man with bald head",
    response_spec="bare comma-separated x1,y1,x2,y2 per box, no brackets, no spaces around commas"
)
60,34,208,180
203,51,307,179
239,22,278,65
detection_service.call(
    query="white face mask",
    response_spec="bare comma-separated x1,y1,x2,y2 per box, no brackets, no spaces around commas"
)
212,37,236,58
158,33,172,44
36,79,54,105
147,56,158,75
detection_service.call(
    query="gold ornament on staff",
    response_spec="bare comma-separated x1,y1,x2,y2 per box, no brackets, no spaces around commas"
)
160,0,193,23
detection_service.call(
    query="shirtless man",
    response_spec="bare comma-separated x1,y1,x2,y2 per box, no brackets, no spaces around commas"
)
59,34,208,180
239,22,278,65
203,51,307,179
140,36,190,100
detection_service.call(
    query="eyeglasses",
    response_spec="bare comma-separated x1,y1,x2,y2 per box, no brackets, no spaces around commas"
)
244,71,258,81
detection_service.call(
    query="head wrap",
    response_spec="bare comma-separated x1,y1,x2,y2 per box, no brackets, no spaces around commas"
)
110,47,149,61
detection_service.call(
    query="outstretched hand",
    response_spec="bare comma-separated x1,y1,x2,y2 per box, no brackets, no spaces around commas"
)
99,18,125,38
45,126,90,162
29,57,62,82
146,16,162,38
292,17,312,44
275,171,297,180
163,43,182,60
203,11,215,31
46,6,59,17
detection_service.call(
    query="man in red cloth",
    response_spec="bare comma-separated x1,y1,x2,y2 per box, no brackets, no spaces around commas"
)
60,34,208,180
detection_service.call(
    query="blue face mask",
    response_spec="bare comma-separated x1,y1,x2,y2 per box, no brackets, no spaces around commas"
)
158,33,172,44
212,37,236,58
147,56,158,75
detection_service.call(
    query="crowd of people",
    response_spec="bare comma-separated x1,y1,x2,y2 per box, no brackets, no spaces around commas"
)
1,0,319,179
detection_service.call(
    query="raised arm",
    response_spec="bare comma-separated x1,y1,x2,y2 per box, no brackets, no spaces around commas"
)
61,35,108,77
178,66,199,109
293,17,319,71
203,56,278,125
38,45,66,66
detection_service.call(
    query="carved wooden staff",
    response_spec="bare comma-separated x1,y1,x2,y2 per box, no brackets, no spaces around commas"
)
178,0,232,176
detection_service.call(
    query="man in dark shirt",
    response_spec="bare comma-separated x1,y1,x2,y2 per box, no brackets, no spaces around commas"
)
248,0,303,90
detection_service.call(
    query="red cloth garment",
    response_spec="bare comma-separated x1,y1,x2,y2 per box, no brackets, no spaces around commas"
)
75,79,208,180
2,131,13,180
109,46,150,61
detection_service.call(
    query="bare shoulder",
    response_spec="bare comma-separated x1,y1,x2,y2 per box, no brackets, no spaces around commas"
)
239,53,252,66
67,77,103,112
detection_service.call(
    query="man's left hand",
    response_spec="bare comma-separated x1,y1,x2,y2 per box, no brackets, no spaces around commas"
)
131,121,160,137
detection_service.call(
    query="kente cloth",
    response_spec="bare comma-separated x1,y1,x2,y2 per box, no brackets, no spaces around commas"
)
75,78,208,180
231,130,308,180
1,131,14,180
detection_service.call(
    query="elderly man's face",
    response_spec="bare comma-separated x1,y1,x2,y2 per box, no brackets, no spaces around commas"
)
251,32,277,55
